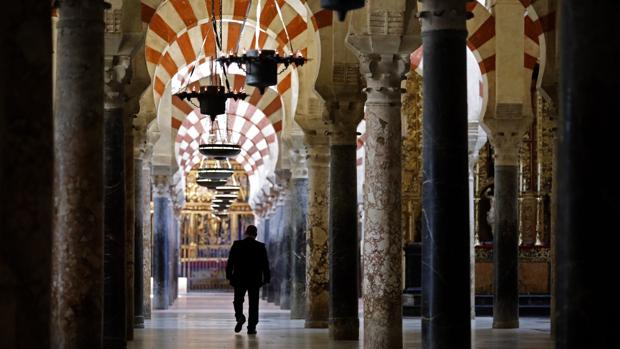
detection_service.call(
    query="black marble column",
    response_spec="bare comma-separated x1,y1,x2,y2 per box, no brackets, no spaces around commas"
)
493,166,519,328
153,179,172,309
262,218,271,301
134,157,145,328
0,2,53,347
103,106,127,349
420,1,471,347
328,125,360,340
557,1,620,347
280,197,293,310
272,210,282,306
51,1,105,348
290,178,308,319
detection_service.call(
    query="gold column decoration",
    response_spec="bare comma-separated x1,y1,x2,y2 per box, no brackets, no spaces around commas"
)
401,73,423,244
519,116,538,246
536,94,557,246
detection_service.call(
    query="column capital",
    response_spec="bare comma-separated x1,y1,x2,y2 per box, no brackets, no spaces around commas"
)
418,0,469,32
104,55,131,109
289,147,308,179
304,133,330,168
482,117,532,166
326,99,365,146
354,53,409,103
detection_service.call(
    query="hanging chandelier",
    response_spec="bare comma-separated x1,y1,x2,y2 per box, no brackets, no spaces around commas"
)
216,0,308,95
196,177,228,189
175,85,247,120
320,0,365,21
218,49,307,94
197,158,234,183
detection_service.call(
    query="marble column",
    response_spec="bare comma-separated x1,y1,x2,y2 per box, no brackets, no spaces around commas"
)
52,1,105,347
327,101,364,340
420,3,471,345
142,147,154,319
0,2,53,347
269,212,280,305
277,173,293,310
557,1,620,347
125,107,135,341
103,56,130,349
304,135,330,329
356,54,407,348
153,174,173,309
289,153,309,319
262,218,270,301
133,149,145,328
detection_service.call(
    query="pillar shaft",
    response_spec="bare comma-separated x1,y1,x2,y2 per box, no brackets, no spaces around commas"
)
142,159,153,319
419,1,471,347
0,2,53,347
52,1,105,348
279,186,293,310
125,114,135,341
305,138,330,328
153,177,172,309
493,165,519,328
134,157,145,328
557,1,620,347
103,106,127,348
360,56,405,349
328,104,362,340
290,177,308,319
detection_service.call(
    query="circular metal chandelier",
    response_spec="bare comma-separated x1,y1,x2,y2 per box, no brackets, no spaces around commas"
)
321,0,365,21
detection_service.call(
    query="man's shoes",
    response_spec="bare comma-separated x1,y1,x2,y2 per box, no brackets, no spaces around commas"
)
234,319,245,333
247,328,257,335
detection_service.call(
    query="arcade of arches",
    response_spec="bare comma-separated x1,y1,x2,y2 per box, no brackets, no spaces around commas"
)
1,0,618,348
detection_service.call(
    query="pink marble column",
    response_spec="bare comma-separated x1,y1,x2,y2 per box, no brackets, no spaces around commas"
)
360,54,408,349
304,134,330,328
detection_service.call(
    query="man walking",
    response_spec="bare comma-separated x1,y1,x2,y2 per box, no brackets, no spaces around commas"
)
226,225,271,334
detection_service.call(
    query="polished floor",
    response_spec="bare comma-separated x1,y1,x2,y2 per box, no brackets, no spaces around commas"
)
129,293,553,349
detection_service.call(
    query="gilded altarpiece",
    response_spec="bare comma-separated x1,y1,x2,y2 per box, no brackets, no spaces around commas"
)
180,166,254,290
474,92,556,295
401,73,423,243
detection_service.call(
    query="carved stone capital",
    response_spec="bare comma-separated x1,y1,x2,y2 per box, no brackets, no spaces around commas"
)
104,56,131,109
483,116,533,166
304,134,330,169
326,99,365,146
355,54,409,104
152,174,172,199
289,147,308,179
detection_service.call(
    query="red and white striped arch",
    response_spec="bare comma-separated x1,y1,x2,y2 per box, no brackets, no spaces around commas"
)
143,0,312,122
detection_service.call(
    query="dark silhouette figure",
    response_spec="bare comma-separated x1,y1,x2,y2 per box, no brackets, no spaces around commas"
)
226,225,271,334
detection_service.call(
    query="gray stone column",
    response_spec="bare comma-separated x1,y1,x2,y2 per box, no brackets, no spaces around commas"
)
103,56,130,349
153,173,173,309
125,113,135,340
51,1,105,347
289,150,308,319
557,1,620,347
278,171,293,310
304,135,330,329
0,2,53,347
142,142,154,319
327,101,364,340
133,142,145,328
419,1,471,346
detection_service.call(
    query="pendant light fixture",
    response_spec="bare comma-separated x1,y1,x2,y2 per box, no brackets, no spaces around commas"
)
320,0,365,21
217,0,308,94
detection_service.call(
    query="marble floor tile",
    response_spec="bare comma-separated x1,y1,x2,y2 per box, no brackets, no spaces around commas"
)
128,292,553,349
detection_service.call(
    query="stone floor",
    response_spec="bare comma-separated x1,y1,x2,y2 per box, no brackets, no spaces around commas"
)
129,293,553,349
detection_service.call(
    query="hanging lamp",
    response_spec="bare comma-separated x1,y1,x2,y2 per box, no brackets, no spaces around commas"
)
320,0,365,21
197,158,234,183
217,0,308,95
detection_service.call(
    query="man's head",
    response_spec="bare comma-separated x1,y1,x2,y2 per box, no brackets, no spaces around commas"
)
245,225,258,238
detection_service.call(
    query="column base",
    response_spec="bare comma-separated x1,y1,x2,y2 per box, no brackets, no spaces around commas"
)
103,337,127,349
493,319,520,329
329,318,359,340
305,320,329,328
134,315,145,329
